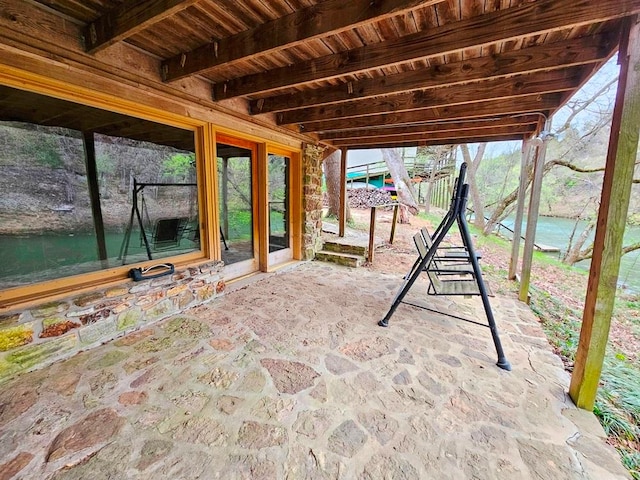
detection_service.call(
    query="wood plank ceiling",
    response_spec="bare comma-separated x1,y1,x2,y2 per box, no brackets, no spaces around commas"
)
20,0,640,149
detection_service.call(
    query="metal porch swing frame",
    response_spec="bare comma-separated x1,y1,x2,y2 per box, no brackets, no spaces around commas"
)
378,162,511,371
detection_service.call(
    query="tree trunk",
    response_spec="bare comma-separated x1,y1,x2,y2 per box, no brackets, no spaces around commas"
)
381,148,419,216
323,149,351,221
563,220,596,264
460,143,487,231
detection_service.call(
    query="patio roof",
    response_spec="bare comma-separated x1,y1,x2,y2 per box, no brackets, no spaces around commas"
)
4,0,639,148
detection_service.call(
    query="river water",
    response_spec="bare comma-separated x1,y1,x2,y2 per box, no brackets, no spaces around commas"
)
2,216,640,294
501,216,640,294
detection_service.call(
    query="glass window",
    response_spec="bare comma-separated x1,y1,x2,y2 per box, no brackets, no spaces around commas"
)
217,143,254,265
268,153,290,253
0,85,199,290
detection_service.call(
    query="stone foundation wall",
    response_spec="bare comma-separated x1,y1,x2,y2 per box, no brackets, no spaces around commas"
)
302,144,325,260
0,261,225,383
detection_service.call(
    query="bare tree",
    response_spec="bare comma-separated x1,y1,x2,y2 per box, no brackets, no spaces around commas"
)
463,62,640,264
381,148,419,217
460,143,488,231
416,145,457,213
323,149,351,222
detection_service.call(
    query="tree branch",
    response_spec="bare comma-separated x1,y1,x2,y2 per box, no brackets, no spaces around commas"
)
548,158,640,182
622,242,640,255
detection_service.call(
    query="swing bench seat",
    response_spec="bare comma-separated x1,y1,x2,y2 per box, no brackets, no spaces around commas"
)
152,217,189,249
413,232,480,296
419,227,480,263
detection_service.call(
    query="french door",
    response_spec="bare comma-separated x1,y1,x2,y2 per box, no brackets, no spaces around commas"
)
267,152,292,266
216,137,297,278
217,136,258,278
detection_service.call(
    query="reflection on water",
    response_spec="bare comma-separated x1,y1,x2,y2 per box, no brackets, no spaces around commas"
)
0,231,197,289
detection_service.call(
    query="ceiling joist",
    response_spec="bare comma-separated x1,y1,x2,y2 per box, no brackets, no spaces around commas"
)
346,134,528,149
213,0,640,100
318,115,541,141
300,93,561,133
250,33,615,115
162,0,443,82
277,68,583,125
330,125,536,147
83,0,200,53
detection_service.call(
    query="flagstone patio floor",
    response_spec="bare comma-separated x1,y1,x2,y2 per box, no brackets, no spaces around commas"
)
0,261,631,479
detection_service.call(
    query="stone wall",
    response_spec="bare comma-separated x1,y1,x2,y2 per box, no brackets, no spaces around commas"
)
0,261,225,383
302,144,325,260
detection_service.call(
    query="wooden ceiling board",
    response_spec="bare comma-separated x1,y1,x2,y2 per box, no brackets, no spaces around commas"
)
191,2,251,35
34,0,118,23
9,0,635,148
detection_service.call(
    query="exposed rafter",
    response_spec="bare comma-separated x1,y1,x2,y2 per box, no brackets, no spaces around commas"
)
318,115,541,141
250,33,615,115
213,0,640,100
330,125,536,147
83,0,200,53
2,0,632,150
162,0,443,82
345,134,528,149
277,69,583,125
300,93,561,133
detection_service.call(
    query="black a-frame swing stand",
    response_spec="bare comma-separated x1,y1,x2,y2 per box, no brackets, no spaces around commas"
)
378,163,511,371
118,178,229,265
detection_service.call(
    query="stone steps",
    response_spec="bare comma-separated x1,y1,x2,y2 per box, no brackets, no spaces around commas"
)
315,250,365,268
321,241,367,257
316,240,367,267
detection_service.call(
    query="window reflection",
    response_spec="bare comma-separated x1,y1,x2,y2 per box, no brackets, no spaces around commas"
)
0,86,199,290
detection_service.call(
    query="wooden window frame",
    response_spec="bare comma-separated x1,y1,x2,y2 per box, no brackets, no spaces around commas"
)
266,144,303,267
0,71,216,311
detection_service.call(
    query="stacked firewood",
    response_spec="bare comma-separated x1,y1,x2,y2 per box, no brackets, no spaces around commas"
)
347,188,394,208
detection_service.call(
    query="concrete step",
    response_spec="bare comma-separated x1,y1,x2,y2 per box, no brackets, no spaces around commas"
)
315,250,365,268
322,241,368,257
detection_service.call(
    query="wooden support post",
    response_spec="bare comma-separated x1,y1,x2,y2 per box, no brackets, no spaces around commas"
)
368,206,376,264
570,18,640,410
339,147,347,237
519,132,548,303
82,131,108,266
390,203,399,244
509,139,533,280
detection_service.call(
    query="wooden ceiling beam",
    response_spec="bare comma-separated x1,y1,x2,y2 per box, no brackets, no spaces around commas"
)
330,125,536,147
162,0,443,82
83,0,200,53
343,134,528,149
301,93,561,133
251,33,615,115
319,115,541,141
214,0,640,100
278,68,582,125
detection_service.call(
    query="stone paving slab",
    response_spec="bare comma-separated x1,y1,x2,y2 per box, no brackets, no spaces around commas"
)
0,262,630,479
